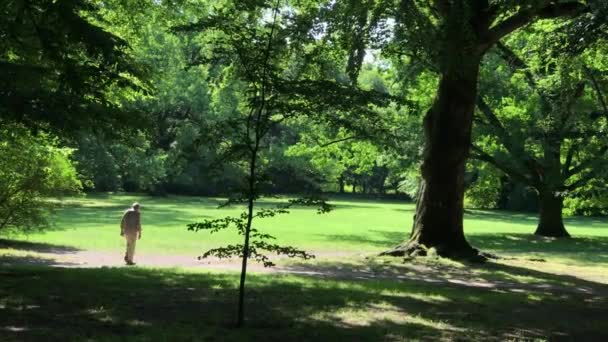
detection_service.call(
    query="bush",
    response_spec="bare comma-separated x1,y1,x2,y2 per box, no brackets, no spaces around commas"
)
0,123,82,233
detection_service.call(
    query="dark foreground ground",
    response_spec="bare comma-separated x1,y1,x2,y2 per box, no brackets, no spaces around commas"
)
1,258,607,342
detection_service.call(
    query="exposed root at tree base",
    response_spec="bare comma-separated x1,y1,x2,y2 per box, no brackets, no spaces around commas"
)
380,242,489,263
533,231,571,238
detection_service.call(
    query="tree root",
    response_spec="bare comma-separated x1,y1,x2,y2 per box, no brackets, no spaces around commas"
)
380,241,488,263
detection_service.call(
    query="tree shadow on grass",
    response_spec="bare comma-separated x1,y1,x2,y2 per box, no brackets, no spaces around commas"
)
356,230,608,265
463,209,538,224
468,234,608,264
463,209,608,228
317,230,406,249
0,254,81,267
1,263,607,341
0,239,81,254
0,240,83,267
282,257,608,296
49,205,213,231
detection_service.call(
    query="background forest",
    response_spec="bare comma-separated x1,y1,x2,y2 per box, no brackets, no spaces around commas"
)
3,0,607,236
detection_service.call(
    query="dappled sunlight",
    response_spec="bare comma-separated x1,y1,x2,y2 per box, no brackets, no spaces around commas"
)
0,239,81,254
307,301,465,334
86,306,117,324
380,290,452,304
126,319,152,327
281,256,608,299
469,234,608,266
1,265,607,341
2,326,30,333
0,249,82,267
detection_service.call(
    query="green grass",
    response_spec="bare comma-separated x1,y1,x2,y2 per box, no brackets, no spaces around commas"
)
1,193,608,341
3,193,608,266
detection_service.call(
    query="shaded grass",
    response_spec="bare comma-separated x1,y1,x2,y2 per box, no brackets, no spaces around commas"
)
1,264,607,341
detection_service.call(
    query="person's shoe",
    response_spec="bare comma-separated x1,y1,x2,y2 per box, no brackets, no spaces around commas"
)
126,261,136,266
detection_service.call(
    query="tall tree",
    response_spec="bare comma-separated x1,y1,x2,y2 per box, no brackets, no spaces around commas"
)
471,25,608,238
381,0,587,259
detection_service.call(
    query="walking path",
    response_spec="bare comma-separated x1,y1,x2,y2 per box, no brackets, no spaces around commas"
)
2,246,607,297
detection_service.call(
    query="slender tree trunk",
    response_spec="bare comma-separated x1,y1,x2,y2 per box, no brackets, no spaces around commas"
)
237,147,256,327
534,190,570,238
382,60,482,260
379,173,387,195
338,176,345,194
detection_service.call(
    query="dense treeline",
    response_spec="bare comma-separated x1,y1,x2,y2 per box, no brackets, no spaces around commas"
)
1,0,607,245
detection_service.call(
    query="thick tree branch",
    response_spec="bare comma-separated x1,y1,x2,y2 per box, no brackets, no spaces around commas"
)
471,144,533,186
562,142,577,176
476,97,507,131
484,2,586,49
317,135,361,148
496,42,583,131
476,96,539,174
560,67,608,181
559,81,586,130
566,146,608,179
584,65,608,120
566,171,600,191
432,0,450,17
495,42,537,89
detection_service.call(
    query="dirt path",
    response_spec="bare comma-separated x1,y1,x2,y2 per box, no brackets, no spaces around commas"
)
0,248,366,273
2,247,607,297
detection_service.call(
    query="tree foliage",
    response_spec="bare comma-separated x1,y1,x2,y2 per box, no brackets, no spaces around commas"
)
0,122,81,233
0,0,146,134
470,22,608,236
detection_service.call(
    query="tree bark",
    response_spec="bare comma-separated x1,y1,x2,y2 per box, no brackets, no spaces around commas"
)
534,190,570,238
338,176,345,194
382,61,483,260
534,134,570,238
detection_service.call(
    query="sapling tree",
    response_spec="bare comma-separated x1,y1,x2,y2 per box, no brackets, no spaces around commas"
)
177,0,397,325
179,0,329,327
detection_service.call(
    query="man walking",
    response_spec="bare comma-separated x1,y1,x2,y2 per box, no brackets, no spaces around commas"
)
120,202,142,265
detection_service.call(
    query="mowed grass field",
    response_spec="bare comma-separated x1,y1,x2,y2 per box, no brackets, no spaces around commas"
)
2,193,608,264
1,194,608,341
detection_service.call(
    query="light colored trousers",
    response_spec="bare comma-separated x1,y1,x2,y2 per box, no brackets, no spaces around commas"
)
124,232,138,262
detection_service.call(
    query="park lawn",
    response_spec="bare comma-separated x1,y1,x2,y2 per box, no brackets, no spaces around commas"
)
1,193,607,267
2,194,608,341
1,265,607,342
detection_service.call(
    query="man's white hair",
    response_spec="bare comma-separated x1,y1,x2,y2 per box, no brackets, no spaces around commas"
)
132,202,140,209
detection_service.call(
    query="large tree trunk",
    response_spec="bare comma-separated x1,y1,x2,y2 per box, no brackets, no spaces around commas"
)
534,190,570,238
382,59,482,260
534,134,570,238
